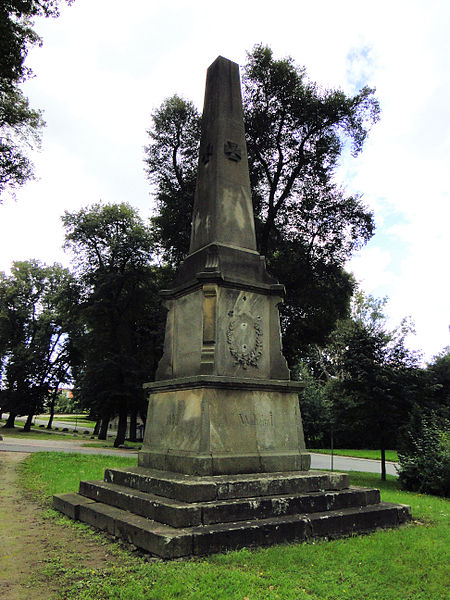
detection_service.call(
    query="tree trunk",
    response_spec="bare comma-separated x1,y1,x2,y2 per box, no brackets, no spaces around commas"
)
380,445,386,481
139,408,146,426
23,413,34,432
128,409,137,442
3,412,16,428
93,418,101,436
98,415,110,440
46,388,58,429
114,407,128,447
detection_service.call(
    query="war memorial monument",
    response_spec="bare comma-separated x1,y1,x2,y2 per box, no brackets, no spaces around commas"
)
54,56,411,558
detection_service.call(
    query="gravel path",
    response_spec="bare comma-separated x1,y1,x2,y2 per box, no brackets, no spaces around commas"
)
0,451,123,600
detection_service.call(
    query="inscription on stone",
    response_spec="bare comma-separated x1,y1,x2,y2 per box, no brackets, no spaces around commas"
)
239,412,274,427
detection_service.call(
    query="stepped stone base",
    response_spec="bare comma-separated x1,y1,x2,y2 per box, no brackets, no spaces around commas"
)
53,467,411,559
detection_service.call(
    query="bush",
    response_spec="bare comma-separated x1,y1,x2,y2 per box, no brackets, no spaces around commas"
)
398,411,450,497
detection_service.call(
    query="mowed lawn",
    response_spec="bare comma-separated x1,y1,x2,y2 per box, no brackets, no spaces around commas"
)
17,452,449,600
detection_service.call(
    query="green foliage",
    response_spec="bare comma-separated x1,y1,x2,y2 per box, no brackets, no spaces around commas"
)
144,95,200,264
62,202,170,445
53,392,78,413
0,260,74,424
425,347,450,420
294,363,331,448
398,410,450,497
300,291,421,479
0,1,72,199
144,45,378,362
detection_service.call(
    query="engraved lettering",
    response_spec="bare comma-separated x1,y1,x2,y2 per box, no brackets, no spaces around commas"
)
238,412,274,427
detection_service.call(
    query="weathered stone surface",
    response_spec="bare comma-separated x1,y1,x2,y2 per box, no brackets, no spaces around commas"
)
52,492,96,520
140,382,308,475
66,493,410,558
104,468,349,502
78,502,122,535
189,56,257,256
54,469,411,559
79,480,202,527
113,512,192,559
78,479,380,528
200,487,381,525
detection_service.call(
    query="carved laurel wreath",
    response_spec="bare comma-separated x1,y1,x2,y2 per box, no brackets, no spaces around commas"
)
226,315,263,369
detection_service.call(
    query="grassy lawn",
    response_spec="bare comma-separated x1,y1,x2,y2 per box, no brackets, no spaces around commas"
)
310,449,399,462
16,452,449,600
37,414,98,428
0,419,94,441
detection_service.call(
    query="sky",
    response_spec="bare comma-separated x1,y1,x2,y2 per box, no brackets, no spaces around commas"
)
0,0,449,363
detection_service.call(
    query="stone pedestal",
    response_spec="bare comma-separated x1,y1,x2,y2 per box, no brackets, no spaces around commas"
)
139,376,310,475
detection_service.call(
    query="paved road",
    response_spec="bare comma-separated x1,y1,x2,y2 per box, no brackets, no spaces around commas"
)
0,437,398,475
309,452,398,476
0,437,136,457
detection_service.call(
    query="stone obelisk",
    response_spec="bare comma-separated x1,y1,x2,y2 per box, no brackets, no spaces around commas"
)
139,56,310,475
54,57,411,559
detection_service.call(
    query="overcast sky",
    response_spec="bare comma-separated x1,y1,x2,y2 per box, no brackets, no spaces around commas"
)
0,0,449,362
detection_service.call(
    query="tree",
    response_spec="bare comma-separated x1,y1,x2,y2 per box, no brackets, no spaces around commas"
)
0,1,72,199
424,347,450,420
0,260,74,429
144,45,378,363
144,94,201,265
317,292,421,479
62,202,169,446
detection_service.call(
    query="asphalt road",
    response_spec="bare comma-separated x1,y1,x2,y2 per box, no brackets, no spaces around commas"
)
0,437,398,475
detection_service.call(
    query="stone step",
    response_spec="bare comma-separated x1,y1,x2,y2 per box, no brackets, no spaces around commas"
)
53,493,411,559
103,467,349,502
79,479,381,528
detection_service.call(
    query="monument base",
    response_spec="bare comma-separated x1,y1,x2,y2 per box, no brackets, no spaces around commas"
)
140,376,310,475
54,467,411,559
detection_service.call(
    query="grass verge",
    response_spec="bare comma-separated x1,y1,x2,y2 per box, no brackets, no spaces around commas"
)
310,449,399,462
16,452,450,600
0,421,92,441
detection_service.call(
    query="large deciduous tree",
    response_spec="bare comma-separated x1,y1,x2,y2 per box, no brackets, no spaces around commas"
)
0,0,73,199
0,260,74,429
144,45,378,363
62,202,169,447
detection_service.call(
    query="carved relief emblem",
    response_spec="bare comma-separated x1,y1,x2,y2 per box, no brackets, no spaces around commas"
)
224,140,242,162
226,314,262,368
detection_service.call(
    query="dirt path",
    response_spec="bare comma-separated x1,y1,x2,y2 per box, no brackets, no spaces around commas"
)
0,452,122,600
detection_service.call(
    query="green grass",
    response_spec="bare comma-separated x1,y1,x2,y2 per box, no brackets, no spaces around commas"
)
17,452,450,600
310,449,399,462
41,414,97,427
18,452,136,505
0,420,92,441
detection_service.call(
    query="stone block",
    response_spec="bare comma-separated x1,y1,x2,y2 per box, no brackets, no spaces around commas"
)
114,512,193,559
52,493,96,520
79,480,202,527
78,503,121,535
